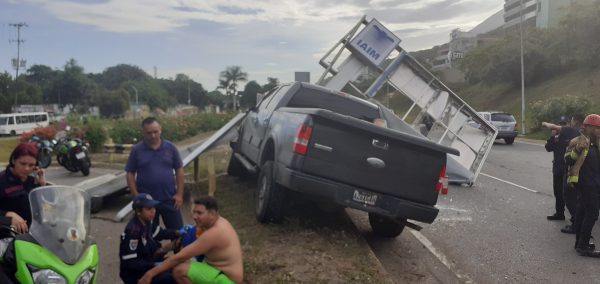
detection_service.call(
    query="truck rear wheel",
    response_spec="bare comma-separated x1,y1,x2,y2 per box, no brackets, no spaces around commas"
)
504,137,515,145
227,152,247,179
255,161,285,223
369,213,406,238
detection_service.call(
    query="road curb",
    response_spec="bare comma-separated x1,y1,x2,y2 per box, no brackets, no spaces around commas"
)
343,210,395,284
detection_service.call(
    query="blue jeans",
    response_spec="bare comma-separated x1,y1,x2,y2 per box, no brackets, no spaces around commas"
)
154,200,183,230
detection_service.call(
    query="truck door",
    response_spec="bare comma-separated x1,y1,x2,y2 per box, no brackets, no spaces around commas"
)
241,88,279,164
251,85,291,162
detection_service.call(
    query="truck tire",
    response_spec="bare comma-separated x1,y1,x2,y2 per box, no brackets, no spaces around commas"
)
227,152,247,179
369,213,406,238
255,161,285,223
504,137,515,145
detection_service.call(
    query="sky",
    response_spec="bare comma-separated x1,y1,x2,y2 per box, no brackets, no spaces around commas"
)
0,0,504,91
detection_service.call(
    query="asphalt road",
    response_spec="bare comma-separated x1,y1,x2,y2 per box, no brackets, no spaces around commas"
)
370,140,600,284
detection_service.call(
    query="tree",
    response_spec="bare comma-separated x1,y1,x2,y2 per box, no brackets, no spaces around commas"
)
261,77,279,93
218,66,248,111
53,59,97,110
97,89,130,117
241,81,261,109
100,64,151,90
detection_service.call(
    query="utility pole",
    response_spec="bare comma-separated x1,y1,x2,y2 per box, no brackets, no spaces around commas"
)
9,22,27,109
9,22,28,79
519,0,526,135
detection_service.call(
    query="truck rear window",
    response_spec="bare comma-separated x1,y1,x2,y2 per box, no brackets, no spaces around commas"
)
286,88,380,122
491,113,515,122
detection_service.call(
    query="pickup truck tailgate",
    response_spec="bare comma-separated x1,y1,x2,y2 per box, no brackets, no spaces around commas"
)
299,109,459,206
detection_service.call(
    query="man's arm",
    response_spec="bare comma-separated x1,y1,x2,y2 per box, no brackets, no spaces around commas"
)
139,231,214,282
126,172,138,196
125,147,138,196
174,167,184,209
542,122,563,132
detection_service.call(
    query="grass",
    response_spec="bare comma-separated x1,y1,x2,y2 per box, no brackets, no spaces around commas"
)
187,176,389,283
0,137,19,165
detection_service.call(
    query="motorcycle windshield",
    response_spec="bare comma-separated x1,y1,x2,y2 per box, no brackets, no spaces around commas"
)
28,186,91,264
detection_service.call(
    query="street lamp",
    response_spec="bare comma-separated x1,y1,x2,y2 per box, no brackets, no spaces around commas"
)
519,0,526,135
131,86,139,118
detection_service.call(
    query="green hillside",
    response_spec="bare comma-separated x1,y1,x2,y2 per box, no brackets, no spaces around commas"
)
455,68,600,137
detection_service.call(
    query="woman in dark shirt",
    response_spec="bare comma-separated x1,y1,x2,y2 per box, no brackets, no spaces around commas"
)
0,143,46,233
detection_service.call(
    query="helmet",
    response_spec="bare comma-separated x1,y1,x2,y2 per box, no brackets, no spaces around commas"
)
583,114,600,127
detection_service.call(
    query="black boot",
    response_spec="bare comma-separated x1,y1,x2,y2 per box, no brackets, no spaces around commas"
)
576,236,600,257
561,225,576,234
547,213,565,220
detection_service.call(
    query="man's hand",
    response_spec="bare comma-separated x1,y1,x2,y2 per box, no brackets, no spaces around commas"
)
173,193,183,209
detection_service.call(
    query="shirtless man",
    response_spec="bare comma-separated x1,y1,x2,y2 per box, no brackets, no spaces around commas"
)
138,196,243,284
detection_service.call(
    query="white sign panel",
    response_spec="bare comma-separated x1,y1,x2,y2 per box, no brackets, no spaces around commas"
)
349,19,401,67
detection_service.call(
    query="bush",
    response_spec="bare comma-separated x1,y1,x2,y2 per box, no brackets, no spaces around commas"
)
20,126,58,142
83,118,109,153
110,120,141,144
530,94,592,130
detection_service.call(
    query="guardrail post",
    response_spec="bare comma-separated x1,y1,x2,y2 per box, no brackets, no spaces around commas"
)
193,157,200,184
207,154,216,196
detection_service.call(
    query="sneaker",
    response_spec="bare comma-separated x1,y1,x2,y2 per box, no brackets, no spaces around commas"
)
547,213,565,221
561,225,576,234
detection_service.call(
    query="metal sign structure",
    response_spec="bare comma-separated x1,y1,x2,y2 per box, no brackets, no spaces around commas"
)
317,16,497,184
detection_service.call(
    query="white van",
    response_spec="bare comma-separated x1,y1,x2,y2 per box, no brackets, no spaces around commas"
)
0,112,50,136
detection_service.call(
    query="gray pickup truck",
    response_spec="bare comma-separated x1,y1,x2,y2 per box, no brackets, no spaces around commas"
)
228,82,459,237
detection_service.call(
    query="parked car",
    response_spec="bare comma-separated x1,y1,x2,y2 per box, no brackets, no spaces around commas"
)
478,111,518,144
228,82,459,238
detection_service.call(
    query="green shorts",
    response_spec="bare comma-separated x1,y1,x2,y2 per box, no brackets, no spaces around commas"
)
187,261,235,284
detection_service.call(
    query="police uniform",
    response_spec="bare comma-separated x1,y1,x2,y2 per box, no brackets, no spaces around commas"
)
119,194,178,284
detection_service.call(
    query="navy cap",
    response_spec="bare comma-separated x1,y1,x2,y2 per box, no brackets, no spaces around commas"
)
132,193,160,209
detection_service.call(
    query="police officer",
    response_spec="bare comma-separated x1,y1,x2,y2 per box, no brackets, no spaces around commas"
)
119,193,184,284
565,114,600,257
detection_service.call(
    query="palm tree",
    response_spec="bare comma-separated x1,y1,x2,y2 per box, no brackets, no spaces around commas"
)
219,66,247,111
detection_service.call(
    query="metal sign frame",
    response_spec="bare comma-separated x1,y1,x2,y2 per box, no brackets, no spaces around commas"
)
316,16,497,184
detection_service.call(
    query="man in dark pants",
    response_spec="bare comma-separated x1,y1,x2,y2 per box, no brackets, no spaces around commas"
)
542,115,583,233
566,114,600,257
126,117,185,230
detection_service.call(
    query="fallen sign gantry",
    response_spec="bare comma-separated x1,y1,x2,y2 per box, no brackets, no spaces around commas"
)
64,113,246,218
316,16,497,185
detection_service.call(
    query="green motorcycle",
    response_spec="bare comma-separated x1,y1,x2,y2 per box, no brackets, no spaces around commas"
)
0,185,99,283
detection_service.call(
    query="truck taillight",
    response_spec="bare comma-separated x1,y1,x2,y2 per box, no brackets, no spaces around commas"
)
293,124,313,156
435,165,448,195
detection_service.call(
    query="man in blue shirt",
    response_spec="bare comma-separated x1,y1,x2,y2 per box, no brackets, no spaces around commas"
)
126,117,185,229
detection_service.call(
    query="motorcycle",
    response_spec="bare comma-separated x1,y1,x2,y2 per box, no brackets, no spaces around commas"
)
0,185,99,283
56,137,92,176
28,135,56,169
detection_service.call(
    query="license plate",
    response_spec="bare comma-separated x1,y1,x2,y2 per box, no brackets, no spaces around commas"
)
352,190,378,206
75,152,86,159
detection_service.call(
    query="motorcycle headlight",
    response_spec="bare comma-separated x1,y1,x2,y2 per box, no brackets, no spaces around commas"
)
31,268,66,284
76,269,95,284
